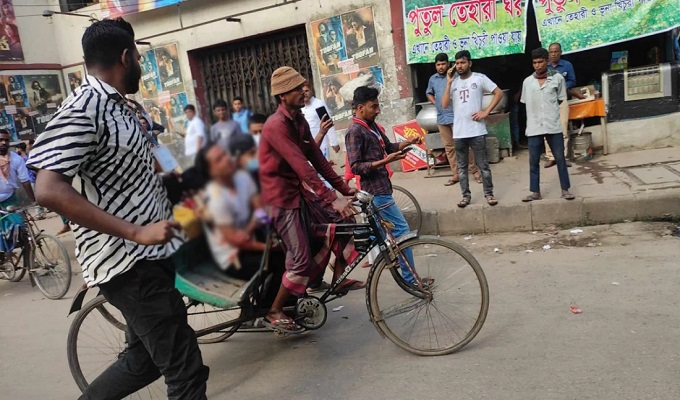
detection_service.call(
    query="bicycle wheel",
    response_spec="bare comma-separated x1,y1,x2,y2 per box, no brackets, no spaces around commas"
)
392,185,422,232
31,233,72,300
185,299,242,344
366,236,489,356
67,295,165,399
8,248,26,282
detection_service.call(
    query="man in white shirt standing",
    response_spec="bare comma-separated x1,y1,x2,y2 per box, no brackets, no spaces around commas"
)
302,83,338,164
442,50,504,208
183,104,205,158
521,47,575,202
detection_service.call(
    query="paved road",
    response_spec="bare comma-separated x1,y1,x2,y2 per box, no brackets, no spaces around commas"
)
2,219,679,399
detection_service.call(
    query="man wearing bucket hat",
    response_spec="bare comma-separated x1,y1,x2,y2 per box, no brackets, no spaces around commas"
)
259,66,360,333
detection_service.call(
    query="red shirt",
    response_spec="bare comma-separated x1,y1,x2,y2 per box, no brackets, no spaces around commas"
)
259,105,352,209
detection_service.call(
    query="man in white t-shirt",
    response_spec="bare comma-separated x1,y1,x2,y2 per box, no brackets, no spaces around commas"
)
301,83,339,160
183,104,205,158
442,50,504,208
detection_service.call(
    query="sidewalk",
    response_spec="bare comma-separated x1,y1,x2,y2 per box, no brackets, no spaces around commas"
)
390,147,680,235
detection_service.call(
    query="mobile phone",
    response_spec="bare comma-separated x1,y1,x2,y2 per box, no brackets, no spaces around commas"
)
315,106,331,123
400,146,414,155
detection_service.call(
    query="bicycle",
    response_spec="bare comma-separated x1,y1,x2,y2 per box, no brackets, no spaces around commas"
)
66,190,489,397
391,185,422,232
0,206,72,300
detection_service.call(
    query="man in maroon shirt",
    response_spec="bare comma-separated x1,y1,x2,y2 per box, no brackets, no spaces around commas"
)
259,66,357,332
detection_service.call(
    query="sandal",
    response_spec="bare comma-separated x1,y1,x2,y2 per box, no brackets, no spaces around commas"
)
262,317,304,334
306,280,331,294
473,173,483,184
331,278,365,294
522,193,542,202
486,196,498,206
444,179,458,186
457,198,471,208
561,191,576,200
360,262,373,269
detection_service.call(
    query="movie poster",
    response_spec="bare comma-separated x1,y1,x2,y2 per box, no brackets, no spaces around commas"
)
23,74,64,114
320,66,384,129
0,110,17,141
102,0,182,18
0,82,8,105
67,72,83,93
140,50,162,99
0,0,24,62
144,98,170,129
311,16,348,77
12,108,34,140
341,7,380,68
154,44,184,94
4,75,28,107
166,92,188,133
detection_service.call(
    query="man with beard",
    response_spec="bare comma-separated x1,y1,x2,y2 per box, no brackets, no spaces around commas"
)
259,66,358,333
27,18,208,400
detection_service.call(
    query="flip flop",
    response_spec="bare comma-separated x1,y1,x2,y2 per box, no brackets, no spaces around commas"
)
561,192,576,200
444,179,458,186
262,317,304,334
522,194,542,202
331,278,365,295
486,196,499,206
473,173,483,184
457,198,471,208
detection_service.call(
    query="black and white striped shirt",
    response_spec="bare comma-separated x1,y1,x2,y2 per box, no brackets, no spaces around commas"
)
27,75,183,286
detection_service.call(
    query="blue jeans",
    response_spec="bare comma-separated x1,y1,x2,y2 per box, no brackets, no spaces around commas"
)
373,194,415,283
528,133,571,193
510,102,520,144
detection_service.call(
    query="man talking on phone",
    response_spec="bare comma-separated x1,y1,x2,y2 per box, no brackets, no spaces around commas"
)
346,86,421,284
302,82,339,167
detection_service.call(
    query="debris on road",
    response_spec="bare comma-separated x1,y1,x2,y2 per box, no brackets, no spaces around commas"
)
570,306,583,314
543,245,551,251
464,235,473,241
525,250,534,253
494,248,502,254
570,229,584,234
332,306,344,312
612,282,620,286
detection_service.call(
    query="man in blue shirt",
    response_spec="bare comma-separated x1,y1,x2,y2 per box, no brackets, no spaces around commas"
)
545,43,585,168
231,96,252,134
426,53,479,186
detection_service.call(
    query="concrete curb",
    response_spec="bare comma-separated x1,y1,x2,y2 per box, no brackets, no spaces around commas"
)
422,188,680,235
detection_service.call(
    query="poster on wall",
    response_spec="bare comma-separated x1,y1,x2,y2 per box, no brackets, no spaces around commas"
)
311,7,381,78
3,76,28,107
392,120,428,172
320,66,384,129
154,44,184,93
12,108,34,140
533,0,680,54
62,65,87,94
0,0,24,62
167,92,188,133
140,50,162,98
23,75,64,115
403,0,527,64
0,110,16,140
102,0,182,18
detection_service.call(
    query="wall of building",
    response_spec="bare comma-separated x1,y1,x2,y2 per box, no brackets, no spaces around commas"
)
47,0,416,165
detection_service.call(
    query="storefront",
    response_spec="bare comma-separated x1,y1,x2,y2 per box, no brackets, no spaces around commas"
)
402,0,680,155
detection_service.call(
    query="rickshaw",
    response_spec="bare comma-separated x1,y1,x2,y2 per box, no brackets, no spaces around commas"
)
66,190,489,398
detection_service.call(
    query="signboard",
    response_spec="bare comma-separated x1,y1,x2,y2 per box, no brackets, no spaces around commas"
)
311,7,382,129
534,0,680,53
102,0,183,18
393,120,428,172
0,0,24,61
403,0,526,64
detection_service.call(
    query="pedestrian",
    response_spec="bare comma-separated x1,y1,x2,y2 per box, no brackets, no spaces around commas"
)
301,82,339,162
521,47,576,202
442,50,504,208
209,99,241,149
345,86,421,283
248,113,267,145
259,66,358,333
425,52,481,186
545,42,583,168
27,18,208,399
183,104,205,159
231,96,252,134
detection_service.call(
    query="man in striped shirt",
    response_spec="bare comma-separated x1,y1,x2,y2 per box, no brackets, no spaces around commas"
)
27,18,208,400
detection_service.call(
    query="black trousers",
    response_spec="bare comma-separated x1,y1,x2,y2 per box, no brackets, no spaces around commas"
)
80,259,209,400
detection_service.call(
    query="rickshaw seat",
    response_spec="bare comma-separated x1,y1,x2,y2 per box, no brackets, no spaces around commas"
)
172,235,244,309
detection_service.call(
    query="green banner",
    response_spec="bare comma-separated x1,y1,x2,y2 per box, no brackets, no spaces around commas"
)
403,0,527,64
534,0,680,53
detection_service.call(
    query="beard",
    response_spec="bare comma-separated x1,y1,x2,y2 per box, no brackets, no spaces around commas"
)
124,61,142,94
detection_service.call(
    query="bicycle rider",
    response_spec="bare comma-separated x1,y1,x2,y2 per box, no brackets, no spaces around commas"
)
0,129,35,255
259,66,360,333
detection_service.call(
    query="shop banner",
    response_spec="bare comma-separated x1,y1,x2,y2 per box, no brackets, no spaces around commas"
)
403,0,526,64
0,0,24,62
392,120,428,172
102,0,182,18
534,0,680,53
